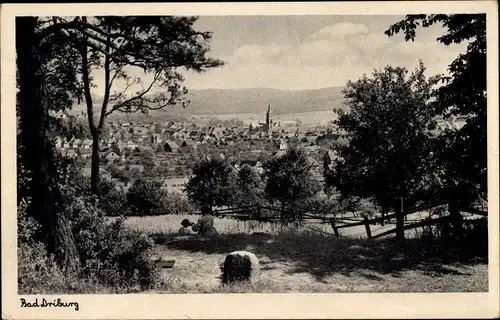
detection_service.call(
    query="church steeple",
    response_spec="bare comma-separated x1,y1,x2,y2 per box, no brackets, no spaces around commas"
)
266,104,272,134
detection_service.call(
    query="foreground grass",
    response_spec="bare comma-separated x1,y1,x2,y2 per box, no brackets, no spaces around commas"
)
143,229,487,293
122,214,310,235
122,213,443,240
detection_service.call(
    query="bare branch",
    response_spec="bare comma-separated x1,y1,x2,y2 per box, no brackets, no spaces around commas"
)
98,25,112,130
39,17,80,41
105,70,162,116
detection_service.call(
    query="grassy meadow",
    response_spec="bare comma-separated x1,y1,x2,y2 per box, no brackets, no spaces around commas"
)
121,214,488,293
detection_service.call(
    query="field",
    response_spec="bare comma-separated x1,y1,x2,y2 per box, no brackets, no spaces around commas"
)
190,111,337,126
123,214,488,293
163,177,190,194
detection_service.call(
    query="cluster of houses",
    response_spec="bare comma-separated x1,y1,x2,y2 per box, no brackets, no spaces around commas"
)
53,114,350,165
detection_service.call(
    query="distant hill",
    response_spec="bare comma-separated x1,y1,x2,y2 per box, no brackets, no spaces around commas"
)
76,86,347,117
180,86,346,115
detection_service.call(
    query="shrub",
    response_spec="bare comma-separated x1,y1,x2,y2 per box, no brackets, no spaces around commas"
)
18,199,41,244
127,178,166,216
18,241,68,294
17,200,106,294
356,198,379,218
17,200,64,294
18,185,160,293
162,191,196,215
68,194,160,290
98,178,130,216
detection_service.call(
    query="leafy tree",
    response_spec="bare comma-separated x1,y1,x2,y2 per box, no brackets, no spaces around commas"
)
263,147,321,221
329,62,438,239
161,191,196,215
126,178,165,216
16,17,83,273
41,16,224,194
185,155,237,210
233,164,266,207
98,178,129,216
385,14,487,237
16,15,223,271
108,164,132,184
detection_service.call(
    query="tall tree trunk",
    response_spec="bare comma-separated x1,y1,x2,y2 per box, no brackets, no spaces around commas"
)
90,133,101,194
16,17,80,274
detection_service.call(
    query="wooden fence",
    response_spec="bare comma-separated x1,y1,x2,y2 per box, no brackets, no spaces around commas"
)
210,203,487,240
213,205,285,222
323,205,487,240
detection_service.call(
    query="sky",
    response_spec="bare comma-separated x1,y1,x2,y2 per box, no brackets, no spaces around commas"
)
90,15,468,94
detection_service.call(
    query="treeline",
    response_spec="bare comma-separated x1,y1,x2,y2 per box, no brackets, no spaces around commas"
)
183,147,380,220
98,176,195,217
207,116,245,127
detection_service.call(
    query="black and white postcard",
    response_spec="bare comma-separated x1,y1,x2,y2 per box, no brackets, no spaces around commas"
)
1,1,499,319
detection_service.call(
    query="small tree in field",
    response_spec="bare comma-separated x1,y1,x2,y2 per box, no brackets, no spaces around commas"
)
263,147,321,221
126,178,165,216
233,164,266,207
329,62,438,239
185,156,237,210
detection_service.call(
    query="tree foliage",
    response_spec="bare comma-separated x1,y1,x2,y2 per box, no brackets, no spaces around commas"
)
126,178,165,216
385,14,487,207
16,17,81,273
233,164,266,207
98,178,129,216
329,62,438,238
39,16,224,193
185,155,237,209
263,147,320,220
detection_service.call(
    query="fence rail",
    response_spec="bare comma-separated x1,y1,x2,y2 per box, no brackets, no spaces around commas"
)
184,202,487,239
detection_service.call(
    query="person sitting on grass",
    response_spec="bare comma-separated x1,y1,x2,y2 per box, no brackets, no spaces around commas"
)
178,219,197,236
192,206,219,237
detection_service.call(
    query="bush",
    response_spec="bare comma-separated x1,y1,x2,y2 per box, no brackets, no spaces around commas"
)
18,189,160,293
127,178,166,216
162,191,196,215
18,241,69,294
98,178,130,216
17,200,106,294
18,199,41,244
68,194,159,290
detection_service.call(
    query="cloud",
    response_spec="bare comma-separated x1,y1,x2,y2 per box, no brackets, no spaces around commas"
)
183,22,467,89
232,43,292,65
311,22,369,39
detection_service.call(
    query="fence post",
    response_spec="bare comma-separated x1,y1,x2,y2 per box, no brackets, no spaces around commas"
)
330,218,340,238
381,206,386,226
364,216,372,239
401,197,407,221
256,206,261,221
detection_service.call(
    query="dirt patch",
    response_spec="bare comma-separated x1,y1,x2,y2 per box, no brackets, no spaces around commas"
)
149,233,488,293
